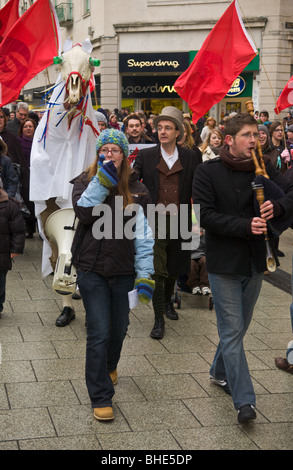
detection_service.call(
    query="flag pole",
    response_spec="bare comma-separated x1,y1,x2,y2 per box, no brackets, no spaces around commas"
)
49,0,59,56
237,0,287,146
48,0,59,94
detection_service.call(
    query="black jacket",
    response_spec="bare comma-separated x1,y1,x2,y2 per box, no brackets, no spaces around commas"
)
71,171,152,277
6,117,20,137
0,155,18,198
133,143,202,206
133,144,202,275
0,189,25,270
192,157,293,276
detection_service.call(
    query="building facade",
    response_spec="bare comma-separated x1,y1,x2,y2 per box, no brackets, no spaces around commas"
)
2,0,293,121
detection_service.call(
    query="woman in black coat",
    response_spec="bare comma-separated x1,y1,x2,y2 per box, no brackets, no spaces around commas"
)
18,118,38,237
0,177,25,316
71,129,154,422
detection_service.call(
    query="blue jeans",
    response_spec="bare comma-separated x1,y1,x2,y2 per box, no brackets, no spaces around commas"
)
77,271,135,408
208,269,263,410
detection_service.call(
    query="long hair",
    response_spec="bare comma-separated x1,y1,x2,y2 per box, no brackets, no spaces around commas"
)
182,121,196,149
86,154,134,208
204,117,216,128
0,108,7,128
0,136,8,156
199,127,224,153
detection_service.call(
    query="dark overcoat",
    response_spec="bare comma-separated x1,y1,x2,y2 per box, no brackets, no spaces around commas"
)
0,190,25,270
133,144,202,275
192,157,293,277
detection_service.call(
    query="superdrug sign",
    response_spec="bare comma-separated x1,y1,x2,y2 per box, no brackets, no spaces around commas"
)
119,52,189,73
122,75,180,99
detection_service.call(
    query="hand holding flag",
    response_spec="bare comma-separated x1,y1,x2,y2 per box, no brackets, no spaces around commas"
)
274,76,293,115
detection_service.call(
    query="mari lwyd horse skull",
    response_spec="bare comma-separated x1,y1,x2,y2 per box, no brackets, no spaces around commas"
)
53,39,100,105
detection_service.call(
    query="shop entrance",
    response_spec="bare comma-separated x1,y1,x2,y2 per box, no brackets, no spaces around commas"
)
121,98,183,116
141,98,183,115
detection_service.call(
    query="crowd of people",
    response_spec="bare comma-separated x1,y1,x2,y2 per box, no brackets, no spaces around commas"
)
0,102,41,238
1,100,293,425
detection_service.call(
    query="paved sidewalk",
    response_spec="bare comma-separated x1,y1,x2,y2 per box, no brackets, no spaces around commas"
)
0,230,292,451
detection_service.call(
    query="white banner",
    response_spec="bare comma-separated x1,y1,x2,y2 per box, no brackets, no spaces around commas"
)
127,143,157,165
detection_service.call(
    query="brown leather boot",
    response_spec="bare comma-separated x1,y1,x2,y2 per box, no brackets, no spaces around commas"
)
275,357,293,374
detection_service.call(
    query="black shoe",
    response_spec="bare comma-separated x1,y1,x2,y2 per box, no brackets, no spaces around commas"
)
165,302,179,320
237,404,256,424
150,318,165,339
55,307,75,327
276,249,285,257
72,292,81,300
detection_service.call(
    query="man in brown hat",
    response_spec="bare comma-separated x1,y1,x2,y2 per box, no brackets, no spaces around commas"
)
133,106,202,339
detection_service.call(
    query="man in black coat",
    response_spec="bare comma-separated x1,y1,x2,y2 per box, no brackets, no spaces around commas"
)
134,106,202,339
192,113,293,424
6,102,29,137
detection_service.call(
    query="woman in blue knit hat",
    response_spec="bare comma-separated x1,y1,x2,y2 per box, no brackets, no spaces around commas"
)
71,129,154,421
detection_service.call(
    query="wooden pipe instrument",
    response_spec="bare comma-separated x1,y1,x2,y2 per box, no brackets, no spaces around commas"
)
246,100,277,272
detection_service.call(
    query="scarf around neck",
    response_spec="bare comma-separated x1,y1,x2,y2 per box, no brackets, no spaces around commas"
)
209,145,222,156
219,145,256,172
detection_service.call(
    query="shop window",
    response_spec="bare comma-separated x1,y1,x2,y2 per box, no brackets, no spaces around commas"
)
225,102,241,115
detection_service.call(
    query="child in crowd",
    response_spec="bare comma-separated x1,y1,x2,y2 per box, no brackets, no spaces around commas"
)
187,228,211,295
0,177,25,317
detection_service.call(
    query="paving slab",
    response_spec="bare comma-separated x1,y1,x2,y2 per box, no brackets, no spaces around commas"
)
0,232,293,452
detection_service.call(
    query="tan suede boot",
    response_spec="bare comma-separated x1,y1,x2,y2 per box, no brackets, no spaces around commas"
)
93,407,114,421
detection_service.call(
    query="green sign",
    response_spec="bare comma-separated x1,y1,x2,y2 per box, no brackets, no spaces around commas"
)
188,50,260,72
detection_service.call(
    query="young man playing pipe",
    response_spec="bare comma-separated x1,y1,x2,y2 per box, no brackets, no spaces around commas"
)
192,113,293,424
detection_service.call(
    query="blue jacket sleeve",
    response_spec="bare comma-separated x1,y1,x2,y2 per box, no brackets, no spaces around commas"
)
134,205,154,279
77,175,109,207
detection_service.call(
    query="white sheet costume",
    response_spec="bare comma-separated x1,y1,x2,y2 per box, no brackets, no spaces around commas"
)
30,41,99,277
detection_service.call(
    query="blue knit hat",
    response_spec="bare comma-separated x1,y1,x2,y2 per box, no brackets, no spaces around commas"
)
96,128,129,158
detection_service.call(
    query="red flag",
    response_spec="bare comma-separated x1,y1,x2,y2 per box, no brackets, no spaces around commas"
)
0,0,19,43
174,0,257,124
0,0,60,107
274,76,293,114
